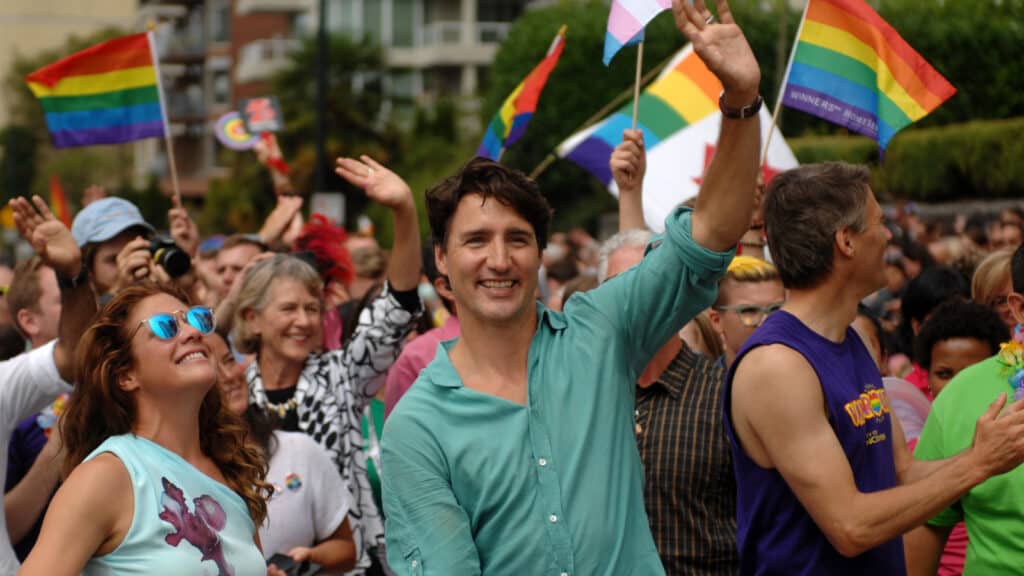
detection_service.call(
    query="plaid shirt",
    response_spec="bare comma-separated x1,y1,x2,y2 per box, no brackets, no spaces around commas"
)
635,346,739,575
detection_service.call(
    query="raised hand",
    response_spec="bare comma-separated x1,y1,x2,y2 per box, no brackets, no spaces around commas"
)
335,155,414,212
10,195,81,279
610,129,647,195
672,0,760,103
113,237,154,292
168,194,200,258
259,195,304,246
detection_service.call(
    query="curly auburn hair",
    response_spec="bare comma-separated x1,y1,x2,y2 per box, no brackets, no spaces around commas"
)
62,282,272,525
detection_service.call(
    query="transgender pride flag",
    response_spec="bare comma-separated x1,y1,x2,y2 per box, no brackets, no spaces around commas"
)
604,0,672,65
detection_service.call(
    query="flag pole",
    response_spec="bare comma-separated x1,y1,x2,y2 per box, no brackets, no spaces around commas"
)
528,49,674,180
761,0,810,167
146,23,182,207
631,41,645,130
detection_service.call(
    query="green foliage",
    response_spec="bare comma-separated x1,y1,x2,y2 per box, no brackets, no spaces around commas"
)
788,117,1024,201
0,126,37,201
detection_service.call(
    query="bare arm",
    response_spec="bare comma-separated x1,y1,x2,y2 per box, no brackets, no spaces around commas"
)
731,344,1024,557
904,523,951,576
672,0,761,251
5,429,62,543
19,454,130,575
335,155,422,292
287,518,356,572
610,130,647,232
10,196,95,382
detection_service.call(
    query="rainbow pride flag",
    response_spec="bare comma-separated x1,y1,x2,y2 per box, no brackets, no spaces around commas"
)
604,0,671,65
26,32,166,148
558,44,798,231
560,45,723,186
477,26,567,161
48,175,72,227
781,0,955,149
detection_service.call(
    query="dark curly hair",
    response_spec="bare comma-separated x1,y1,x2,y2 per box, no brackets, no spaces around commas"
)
63,282,272,525
426,157,552,252
914,299,1007,370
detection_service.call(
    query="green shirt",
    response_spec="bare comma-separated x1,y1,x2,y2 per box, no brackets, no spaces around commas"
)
914,355,1024,575
382,208,734,576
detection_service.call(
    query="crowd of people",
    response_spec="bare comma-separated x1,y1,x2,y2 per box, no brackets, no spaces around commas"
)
0,0,1023,575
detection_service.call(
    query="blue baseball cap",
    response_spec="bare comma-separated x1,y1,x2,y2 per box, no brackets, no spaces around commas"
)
71,197,155,247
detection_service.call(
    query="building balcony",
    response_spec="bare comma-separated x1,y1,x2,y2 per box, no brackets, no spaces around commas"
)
236,37,301,84
166,93,205,122
388,21,508,68
235,0,312,14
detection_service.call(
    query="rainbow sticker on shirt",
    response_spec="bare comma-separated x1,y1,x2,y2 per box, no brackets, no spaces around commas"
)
285,473,302,492
844,387,892,428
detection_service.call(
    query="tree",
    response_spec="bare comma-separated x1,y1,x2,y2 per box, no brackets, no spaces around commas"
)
0,126,36,200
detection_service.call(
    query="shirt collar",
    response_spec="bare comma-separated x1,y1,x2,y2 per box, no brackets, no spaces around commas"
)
422,301,564,390
652,346,705,399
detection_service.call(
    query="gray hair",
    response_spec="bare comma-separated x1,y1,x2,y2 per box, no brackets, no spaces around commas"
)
230,254,322,355
598,228,654,283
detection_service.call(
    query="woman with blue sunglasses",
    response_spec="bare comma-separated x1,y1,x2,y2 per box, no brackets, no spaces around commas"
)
21,283,272,576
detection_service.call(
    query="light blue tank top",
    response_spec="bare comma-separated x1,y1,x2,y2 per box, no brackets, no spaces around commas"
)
82,434,267,576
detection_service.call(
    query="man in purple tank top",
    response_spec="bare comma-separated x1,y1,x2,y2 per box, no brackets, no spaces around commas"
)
725,162,1024,575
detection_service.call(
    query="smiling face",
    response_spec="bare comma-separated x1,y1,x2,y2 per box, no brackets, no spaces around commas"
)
119,293,216,398
436,194,540,328
247,277,322,366
209,333,248,416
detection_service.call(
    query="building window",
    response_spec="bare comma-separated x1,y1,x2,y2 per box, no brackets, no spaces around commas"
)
328,0,360,37
478,0,527,22
392,0,415,47
363,0,382,41
213,70,230,105
209,0,230,43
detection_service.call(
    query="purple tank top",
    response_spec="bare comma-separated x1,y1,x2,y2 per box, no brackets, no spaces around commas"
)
723,311,905,575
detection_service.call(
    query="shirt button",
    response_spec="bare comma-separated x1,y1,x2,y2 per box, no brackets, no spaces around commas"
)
549,514,558,523
411,560,418,568
538,458,548,467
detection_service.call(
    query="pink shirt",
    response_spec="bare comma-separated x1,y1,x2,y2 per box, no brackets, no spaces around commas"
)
384,315,460,419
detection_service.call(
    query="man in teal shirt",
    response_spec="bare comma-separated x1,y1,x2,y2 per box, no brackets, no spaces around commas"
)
382,1,763,574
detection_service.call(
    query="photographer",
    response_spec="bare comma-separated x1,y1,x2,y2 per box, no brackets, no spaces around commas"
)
70,196,197,303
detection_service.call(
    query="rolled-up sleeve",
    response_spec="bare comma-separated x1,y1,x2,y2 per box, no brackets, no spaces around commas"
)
581,207,735,376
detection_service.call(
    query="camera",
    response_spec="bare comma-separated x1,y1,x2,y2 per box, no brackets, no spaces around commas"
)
149,234,191,278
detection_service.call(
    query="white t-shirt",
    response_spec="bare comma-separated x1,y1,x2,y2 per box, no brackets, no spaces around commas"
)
260,431,352,563
0,341,71,574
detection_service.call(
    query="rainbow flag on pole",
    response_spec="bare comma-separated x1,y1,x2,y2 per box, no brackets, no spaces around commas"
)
26,32,167,148
604,0,671,65
558,45,799,232
780,0,955,149
477,26,567,161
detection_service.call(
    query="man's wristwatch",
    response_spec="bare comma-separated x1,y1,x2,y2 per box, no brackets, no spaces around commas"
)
57,266,88,291
719,93,763,119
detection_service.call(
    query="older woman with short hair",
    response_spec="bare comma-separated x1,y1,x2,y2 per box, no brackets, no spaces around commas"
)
232,155,422,573
972,247,1015,331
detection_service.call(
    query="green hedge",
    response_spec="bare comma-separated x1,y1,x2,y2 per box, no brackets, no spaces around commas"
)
787,117,1024,201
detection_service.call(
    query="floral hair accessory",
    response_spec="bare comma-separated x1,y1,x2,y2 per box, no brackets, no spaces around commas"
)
997,325,1024,401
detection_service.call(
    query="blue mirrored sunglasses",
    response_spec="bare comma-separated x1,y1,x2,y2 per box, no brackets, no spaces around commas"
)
129,307,215,341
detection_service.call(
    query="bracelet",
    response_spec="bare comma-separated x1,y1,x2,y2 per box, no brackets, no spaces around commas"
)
719,93,763,119
56,266,88,291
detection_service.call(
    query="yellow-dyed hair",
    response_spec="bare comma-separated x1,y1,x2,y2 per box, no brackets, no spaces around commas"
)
715,255,782,305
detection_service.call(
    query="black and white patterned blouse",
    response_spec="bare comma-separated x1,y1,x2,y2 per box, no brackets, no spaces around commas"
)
247,283,419,574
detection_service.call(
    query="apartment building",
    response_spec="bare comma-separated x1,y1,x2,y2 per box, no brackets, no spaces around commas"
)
133,0,534,197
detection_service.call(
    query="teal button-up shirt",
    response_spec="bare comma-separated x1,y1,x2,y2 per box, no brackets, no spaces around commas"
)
382,208,735,576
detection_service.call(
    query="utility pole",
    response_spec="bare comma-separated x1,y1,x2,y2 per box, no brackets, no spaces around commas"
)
314,0,328,191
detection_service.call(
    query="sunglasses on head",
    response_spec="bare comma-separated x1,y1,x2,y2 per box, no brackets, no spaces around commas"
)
129,307,215,341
